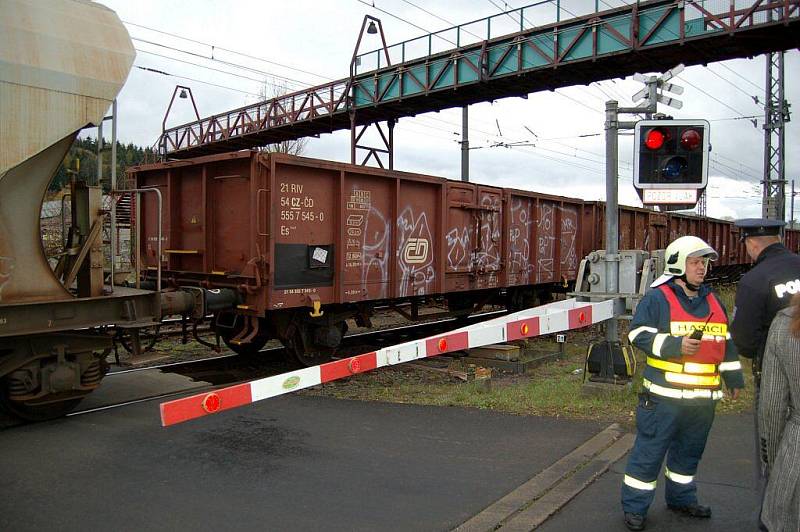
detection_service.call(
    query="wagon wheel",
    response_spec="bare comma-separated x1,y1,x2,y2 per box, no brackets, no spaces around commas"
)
0,377,84,422
281,329,334,367
222,335,269,356
214,313,270,356
116,325,161,355
292,345,335,367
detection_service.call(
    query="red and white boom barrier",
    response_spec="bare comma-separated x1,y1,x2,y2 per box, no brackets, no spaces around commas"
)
159,298,615,426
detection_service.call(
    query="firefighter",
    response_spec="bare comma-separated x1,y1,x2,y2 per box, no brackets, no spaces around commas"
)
621,236,744,531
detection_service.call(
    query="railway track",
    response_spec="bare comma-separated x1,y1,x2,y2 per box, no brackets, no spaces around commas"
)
59,309,509,421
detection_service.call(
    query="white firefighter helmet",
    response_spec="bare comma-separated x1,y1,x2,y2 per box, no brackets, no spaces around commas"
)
651,235,718,288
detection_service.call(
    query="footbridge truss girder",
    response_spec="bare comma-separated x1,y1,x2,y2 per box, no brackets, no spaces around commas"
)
159,0,800,159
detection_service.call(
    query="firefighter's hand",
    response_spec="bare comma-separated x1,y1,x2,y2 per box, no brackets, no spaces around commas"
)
681,336,702,356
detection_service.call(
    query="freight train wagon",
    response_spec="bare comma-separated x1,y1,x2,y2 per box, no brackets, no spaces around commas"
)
131,151,792,365
132,152,593,364
580,202,786,281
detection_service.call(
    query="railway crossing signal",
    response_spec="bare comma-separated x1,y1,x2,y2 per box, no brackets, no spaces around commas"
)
632,64,685,110
633,119,710,207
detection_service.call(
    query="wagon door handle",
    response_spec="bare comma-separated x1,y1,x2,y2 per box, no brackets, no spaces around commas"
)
257,189,268,237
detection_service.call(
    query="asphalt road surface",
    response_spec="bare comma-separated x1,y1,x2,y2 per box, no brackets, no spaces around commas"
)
0,375,758,531
1,390,601,531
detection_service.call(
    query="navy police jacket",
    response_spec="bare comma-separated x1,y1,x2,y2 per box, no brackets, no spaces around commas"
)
731,243,800,362
629,279,744,402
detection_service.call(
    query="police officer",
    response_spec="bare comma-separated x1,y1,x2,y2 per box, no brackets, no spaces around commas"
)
729,218,800,528
622,236,744,531
730,218,800,379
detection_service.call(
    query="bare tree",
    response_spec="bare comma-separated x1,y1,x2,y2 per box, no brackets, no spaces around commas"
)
257,78,309,156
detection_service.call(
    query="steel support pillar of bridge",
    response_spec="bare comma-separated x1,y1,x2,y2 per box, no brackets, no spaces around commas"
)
761,51,790,221
348,15,395,170
350,115,395,170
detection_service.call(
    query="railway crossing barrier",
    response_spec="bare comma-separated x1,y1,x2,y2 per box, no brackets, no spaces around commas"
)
159,298,616,426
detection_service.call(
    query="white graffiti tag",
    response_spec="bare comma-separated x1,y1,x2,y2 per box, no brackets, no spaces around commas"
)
475,194,502,279
509,198,534,284
445,227,470,270
560,207,579,273
397,206,435,297
537,203,556,281
361,206,391,298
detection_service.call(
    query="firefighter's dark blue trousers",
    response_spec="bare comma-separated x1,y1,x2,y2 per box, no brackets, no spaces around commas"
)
621,391,716,515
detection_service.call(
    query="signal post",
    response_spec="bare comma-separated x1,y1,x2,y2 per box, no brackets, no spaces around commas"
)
584,65,710,390
583,99,653,391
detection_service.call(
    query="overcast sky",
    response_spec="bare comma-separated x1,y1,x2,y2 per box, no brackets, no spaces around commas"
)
98,0,799,220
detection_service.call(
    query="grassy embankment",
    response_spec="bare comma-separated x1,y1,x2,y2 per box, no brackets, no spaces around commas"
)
303,285,754,424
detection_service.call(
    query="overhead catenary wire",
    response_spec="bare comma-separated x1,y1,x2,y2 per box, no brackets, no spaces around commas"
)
713,151,761,176
399,116,626,171
715,60,764,94
132,37,316,90
678,77,752,119
134,65,263,98
134,48,315,100
143,0,750,176
703,65,766,110
399,0,457,26
710,157,760,182
133,66,610,176
354,0,457,46
136,49,268,85
124,20,333,81
411,109,620,167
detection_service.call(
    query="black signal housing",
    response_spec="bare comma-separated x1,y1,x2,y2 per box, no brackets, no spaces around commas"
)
633,119,710,189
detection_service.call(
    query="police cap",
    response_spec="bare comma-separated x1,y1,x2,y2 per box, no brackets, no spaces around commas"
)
734,218,784,241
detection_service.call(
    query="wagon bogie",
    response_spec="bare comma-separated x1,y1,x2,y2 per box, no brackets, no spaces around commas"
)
0,332,111,420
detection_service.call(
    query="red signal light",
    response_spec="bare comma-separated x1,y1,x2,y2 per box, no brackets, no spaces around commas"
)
644,128,666,150
680,129,702,151
438,338,448,352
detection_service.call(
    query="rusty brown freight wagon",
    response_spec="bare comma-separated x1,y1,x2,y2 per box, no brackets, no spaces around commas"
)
581,203,800,281
130,151,794,364
130,152,586,364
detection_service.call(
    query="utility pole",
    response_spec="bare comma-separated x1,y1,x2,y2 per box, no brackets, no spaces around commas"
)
96,120,103,187
461,106,469,182
761,50,791,221
604,100,621,351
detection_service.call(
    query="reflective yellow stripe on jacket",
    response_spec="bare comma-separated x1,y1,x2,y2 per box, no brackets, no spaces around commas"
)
646,357,716,374
646,356,720,387
643,378,724,400
664,372,720,387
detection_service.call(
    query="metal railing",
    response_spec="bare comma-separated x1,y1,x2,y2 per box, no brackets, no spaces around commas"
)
116,188,163,292
157,0,799,157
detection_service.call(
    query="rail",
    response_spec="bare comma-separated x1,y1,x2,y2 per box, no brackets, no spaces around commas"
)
159,298,615,426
